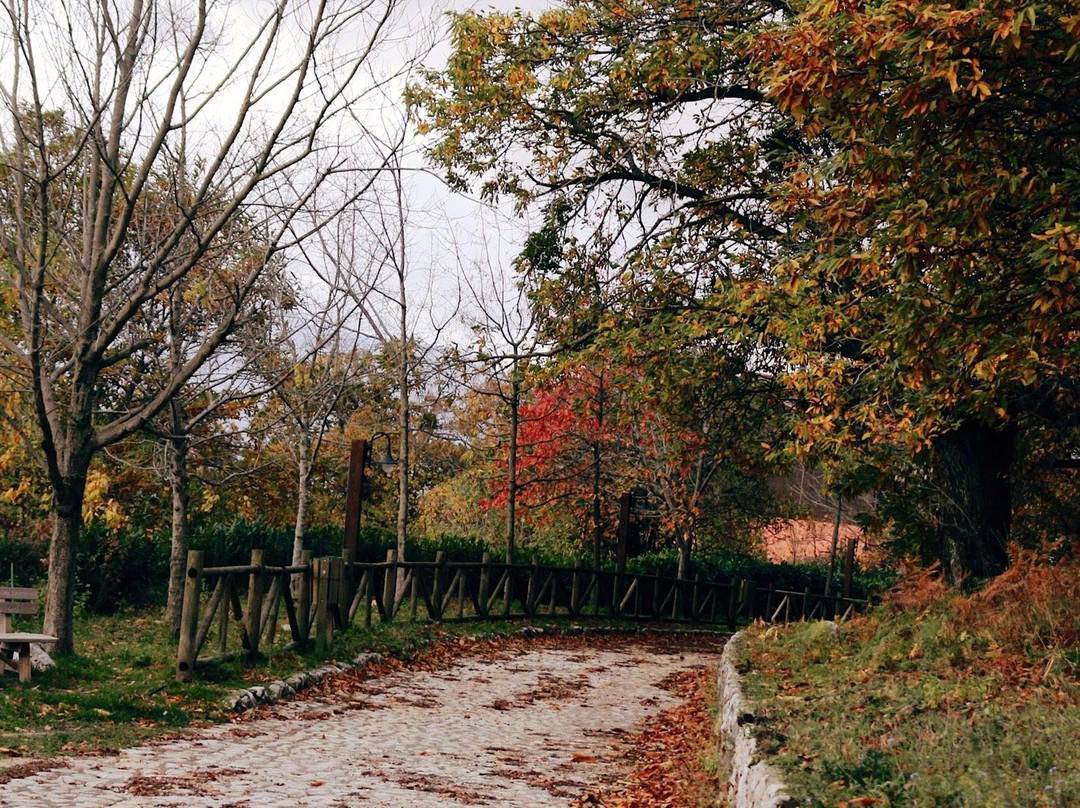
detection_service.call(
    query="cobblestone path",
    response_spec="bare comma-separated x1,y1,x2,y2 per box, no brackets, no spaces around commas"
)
0,636,721,807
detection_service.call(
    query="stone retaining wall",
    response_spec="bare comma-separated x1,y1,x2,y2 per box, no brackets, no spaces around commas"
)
716,631,797,808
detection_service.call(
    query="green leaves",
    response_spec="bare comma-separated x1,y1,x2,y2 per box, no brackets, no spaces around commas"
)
418,0,1080,575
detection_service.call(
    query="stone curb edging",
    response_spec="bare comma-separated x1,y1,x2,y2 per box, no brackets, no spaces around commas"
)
225,652,387,712
717,631,797,808
224,623,728,712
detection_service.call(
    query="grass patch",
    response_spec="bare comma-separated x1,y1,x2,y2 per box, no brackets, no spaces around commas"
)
1,612,226,758
737,555,1080,807
0,608,674,760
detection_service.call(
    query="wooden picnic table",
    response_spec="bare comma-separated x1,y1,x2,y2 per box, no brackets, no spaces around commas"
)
0,587,58,683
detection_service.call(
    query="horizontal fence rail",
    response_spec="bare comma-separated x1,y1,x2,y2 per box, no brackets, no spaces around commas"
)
176,548,868,681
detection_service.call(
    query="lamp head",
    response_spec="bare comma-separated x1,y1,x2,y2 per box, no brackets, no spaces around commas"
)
378,448,397,476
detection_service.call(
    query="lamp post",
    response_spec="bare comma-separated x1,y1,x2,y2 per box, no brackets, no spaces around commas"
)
343,432,397,554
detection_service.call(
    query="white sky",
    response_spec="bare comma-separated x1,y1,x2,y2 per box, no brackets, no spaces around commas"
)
0,0,549,353
359,0,553,349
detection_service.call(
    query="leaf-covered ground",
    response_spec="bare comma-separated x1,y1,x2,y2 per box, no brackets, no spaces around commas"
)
577,666,726,808
737,557,1080,807
1,629,729,807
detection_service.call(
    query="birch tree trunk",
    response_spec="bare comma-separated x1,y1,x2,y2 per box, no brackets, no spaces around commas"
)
165,426,191,634
293,439,312,567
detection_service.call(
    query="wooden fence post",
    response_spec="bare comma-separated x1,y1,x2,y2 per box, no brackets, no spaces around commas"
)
525,556,538,616
217,576,230,655
431,551,445,621
341,548,355,615
570,559,582,616
364,569,373,629
692,573,702,622
457,568,467,619
297,550,312,644
245,549,265,658
476,553,490,618
176,550,204,682
743,580,757,621
382,549,397,622
409,569,419,620
314,558,332,653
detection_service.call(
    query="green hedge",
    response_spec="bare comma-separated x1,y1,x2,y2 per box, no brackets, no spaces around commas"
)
624,549,888,600
2,520,893,614
0,532,47,587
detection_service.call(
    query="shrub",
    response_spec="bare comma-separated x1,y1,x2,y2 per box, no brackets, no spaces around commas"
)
189,520,367,566
625,549,885,599
76,521,170,613
953,546,1080,661
0,532,48,586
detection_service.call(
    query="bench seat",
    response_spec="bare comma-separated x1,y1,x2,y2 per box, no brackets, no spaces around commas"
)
1,587,57,683
0,632,58,683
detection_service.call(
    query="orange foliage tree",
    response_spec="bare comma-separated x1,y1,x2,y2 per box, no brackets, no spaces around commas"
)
415,0,1080,584
755,0,1080,580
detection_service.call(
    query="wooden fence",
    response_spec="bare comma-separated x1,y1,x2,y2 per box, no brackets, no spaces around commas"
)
176,548,868,681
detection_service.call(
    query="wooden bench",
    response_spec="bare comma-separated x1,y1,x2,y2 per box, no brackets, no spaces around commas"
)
0,587,58,683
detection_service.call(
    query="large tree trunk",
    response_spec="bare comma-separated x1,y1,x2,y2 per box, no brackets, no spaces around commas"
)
165,431,191,635
933,418,1017,584
43,475,88,655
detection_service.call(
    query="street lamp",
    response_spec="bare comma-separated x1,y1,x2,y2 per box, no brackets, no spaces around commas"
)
368,431,397,475
343,432,397,553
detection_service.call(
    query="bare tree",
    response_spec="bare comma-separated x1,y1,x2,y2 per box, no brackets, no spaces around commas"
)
258,265,368,568
347,153,461,603
457,258,543,565
157,263,293,633
0,0,406,652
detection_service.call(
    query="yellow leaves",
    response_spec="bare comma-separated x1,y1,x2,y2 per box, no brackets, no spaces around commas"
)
237,495,256,522
82,468,126,531
991,4,1037,49
971,356,1000,382
943,61,959,92
0,477,31,504
505,63,537,92
199,487,220,513
1033,223,1080,286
